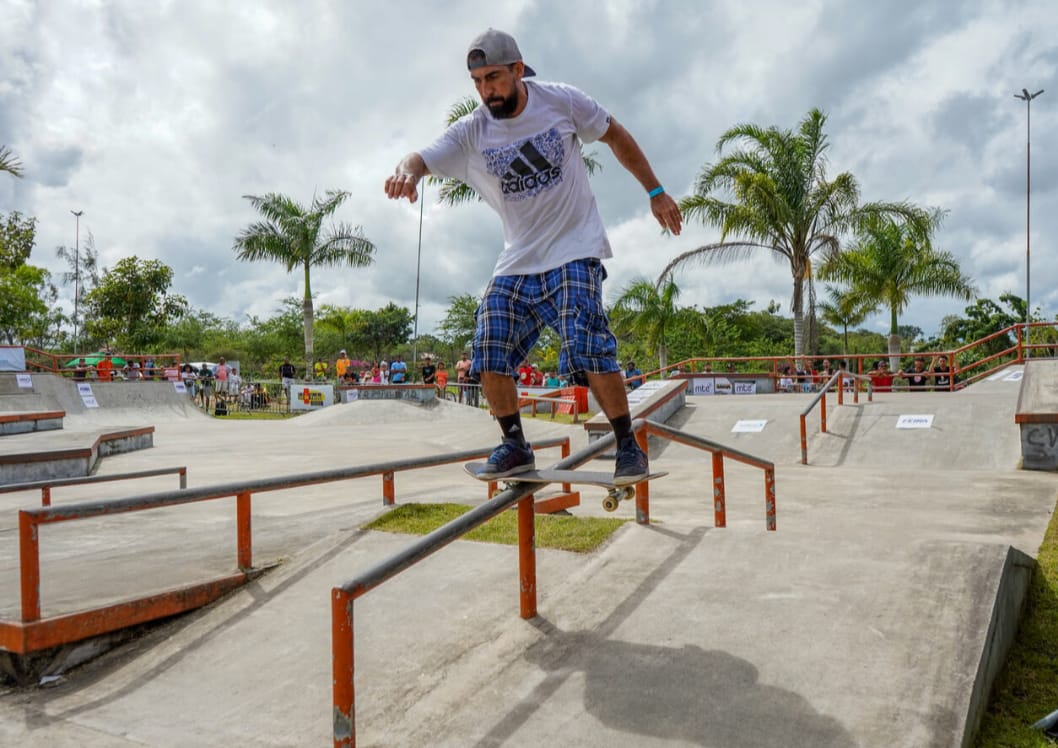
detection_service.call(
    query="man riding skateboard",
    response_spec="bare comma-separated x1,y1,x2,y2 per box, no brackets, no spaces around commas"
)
385,28,682,484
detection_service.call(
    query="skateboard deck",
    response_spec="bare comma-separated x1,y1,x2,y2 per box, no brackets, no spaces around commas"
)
463,462,667,512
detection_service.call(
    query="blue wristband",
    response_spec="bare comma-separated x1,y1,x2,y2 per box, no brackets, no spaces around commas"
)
648,186,665,198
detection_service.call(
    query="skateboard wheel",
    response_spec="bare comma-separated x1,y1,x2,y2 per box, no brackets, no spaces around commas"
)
602,496,619,512
620,487,635,502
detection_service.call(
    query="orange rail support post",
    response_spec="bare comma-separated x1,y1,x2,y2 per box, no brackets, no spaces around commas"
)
820,390,828,433
635,429,650,525
517,496,537,619
236,491,252,571
332,588,355,748
179,466,188,489
41,485,51,507
561,440,572,494
799,415,808,466
712,451,726,528
765,468,777,531
382,471,395,507
19,512,40,622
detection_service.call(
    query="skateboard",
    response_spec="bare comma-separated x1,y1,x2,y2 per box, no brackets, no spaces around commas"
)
463,462,667,512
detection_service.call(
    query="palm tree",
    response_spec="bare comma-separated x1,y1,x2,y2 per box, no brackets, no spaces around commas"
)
663,108,932,361
233,190,376,377
818,213,976,362
818,286,873,356
430,97,602,207
1,145,23,177
609,277,708,371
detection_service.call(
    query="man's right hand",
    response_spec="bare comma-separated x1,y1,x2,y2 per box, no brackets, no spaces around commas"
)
385,154,427,203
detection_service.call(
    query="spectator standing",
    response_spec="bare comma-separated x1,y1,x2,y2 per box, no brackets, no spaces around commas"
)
898,356,930,390
96,353,114,382
421,356,437,385
517,362,533,387
197,362,214,411
144,356,156,380
931,355,954,391
380,358,390,384
436,361,450,396
313,358,329,381
279,357,297,384
72,358,88,381
869,360,894,393
229,367,242,396
390,355,408,384
545,371,561,388
624,361,643,389
215,357,230,392
335,350,351,380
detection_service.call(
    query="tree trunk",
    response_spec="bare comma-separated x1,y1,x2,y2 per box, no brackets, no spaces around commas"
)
303,263,314,378
791,273,805,359
887,334,901,372
658,345,668,372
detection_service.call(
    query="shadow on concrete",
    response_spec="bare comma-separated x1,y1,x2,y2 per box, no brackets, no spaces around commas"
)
474,523,855,747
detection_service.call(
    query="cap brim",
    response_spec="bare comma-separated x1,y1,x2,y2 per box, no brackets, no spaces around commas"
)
522,63,536,77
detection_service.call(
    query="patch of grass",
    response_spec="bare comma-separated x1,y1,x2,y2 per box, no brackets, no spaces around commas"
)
975,496,1058,747
363,502,627,553
213,411,298,420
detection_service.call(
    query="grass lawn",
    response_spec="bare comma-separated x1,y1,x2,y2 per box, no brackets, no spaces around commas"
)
363,502,627,554
975,496,1058,747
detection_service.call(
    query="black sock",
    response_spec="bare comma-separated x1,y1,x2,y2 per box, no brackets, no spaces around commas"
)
497,413,527,446
610,414,632,444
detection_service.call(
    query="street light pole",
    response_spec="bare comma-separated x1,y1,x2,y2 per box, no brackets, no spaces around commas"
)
411,184,425,373
1013,88,1043,355
70,209,84,354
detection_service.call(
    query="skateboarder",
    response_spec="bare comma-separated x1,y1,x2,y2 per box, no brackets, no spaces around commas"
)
385,29,682,483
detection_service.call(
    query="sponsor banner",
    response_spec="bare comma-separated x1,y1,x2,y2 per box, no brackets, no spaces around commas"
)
81,395,99,408
173,381,187,394
732,419,768,433
690,377,756,396
76,381,99,408
0,346,26,371
290,384,334,410
1003,371,1024,382
896,414,934,429
16,373,32,388
342,388,360,403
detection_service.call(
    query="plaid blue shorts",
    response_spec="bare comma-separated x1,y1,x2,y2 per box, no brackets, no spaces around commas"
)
471,258,620,379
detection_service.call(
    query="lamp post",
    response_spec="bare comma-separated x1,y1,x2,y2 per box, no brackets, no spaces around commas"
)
411,184,425,372
70,209,84,354
1013,88,1043,355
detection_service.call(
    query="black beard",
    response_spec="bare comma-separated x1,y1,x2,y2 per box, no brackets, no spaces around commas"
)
486,88,521,119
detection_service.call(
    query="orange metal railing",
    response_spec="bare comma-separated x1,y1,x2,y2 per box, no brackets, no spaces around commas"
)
331,418,776,747
0,438,572,657
0,466,188,507
798,371,875,465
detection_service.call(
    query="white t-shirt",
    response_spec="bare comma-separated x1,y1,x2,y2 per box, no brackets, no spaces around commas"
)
420,80,613,276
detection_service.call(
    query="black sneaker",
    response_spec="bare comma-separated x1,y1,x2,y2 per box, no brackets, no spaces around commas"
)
614,436,648,486
476,439,535,478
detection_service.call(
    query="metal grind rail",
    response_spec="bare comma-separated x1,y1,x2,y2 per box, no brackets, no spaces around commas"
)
0,466,188,507
799,371,874,465
0,437,572,656
332,419,777,747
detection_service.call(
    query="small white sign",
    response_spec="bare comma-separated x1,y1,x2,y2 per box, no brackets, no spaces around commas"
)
343,388,360,403
896,414,934,429
81,395,99,408
173,381,187,394
732,419,768,433
76,382,93,396
1003,371,1024,382
15,373,32,388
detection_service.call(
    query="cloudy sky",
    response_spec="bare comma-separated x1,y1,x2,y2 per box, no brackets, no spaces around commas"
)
1,0,1055,344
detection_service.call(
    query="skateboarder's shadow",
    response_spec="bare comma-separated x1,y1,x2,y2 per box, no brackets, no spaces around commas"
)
477,622,856,748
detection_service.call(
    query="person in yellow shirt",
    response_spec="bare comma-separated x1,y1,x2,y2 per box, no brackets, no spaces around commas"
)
335,350,350,379
313,358,329,380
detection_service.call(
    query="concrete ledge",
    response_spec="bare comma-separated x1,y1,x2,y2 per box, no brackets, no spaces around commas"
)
584,379,688,444
1015,360,1058,470
0,410,65,436
961,546,1035,747
337,384,437,404
0,426,155,484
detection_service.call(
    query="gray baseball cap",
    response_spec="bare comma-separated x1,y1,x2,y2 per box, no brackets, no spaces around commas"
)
466,29,536,77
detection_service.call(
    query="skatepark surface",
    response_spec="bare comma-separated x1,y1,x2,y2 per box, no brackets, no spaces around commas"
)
0,367,1055,747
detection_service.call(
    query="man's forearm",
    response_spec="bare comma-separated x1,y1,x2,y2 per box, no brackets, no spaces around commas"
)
600,120,661,192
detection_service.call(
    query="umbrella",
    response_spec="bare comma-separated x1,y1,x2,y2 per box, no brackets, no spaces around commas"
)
64,352,127,367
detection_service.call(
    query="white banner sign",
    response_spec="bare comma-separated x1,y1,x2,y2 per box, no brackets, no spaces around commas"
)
15,373,32,388
896,414,934,429
76,383,93,396
691,378,715,396
732,419,768,433
290,384,335,410
733,380,757,395
81,395,99,408
1002,371,1024,382
173,381,187,394
342,388,360,403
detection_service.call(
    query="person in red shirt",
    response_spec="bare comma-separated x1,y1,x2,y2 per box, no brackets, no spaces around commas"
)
95,353,114,382
517,362,533,387
869,359,894,392
530,364,544,386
